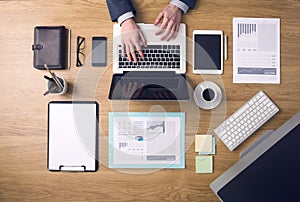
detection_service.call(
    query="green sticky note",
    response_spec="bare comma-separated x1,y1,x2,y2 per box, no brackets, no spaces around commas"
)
195,156,213,174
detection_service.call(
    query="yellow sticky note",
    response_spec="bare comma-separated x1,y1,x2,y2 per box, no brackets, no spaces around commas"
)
195,135,213,153
196,156,213,174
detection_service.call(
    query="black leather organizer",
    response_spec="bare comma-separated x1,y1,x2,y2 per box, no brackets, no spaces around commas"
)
32,26,69,70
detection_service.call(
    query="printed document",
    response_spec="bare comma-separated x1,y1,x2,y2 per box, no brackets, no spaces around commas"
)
233,18,280,84
109,112,185,168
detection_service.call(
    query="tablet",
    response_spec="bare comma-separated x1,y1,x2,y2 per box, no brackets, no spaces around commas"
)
193,30,223,74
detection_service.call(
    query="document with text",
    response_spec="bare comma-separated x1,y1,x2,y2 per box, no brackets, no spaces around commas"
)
233,18,280,84
109,112,185,168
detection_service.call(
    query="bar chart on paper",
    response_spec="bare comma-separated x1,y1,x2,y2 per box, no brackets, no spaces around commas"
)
233,18,280,84
237,23,257,38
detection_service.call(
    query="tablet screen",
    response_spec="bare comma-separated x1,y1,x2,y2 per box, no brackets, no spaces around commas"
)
194,34,221,70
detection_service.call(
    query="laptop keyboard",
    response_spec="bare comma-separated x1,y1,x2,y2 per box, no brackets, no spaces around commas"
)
118,45,181,69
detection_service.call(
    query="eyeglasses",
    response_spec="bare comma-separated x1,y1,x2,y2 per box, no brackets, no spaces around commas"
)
76,36,85,67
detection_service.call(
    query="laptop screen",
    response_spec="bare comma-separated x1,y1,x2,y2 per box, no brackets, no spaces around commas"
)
108,72,189,100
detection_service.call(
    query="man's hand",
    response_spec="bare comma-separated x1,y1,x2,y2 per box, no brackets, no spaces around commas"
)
121,18,147,62
154,5,182,41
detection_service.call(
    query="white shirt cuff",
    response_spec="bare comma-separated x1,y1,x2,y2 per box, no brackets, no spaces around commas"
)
170,0,189,14
117,11,135,25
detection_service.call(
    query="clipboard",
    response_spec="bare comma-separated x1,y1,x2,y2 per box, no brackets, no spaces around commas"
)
48,101,99,171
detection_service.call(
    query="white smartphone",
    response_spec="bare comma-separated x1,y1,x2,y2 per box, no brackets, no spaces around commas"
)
193,30,223,74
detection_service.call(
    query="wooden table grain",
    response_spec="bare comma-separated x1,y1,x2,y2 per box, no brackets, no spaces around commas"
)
0,0,299,201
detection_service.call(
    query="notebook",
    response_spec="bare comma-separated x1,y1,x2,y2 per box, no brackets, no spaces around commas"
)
32,26,70,70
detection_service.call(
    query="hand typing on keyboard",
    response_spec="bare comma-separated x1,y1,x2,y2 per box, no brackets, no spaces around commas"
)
119,3,183,62
121,18,147,63
154,4,182,41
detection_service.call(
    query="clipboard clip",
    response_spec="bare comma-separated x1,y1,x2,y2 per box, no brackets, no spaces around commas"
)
59,165,86,171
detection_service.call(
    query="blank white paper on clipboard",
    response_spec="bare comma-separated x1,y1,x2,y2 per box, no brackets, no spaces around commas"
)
233,18,280,84
48,101,98,172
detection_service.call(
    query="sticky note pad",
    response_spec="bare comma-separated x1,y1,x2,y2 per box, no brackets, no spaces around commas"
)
195,156,213,174
198,137,216,155
195,135,213,153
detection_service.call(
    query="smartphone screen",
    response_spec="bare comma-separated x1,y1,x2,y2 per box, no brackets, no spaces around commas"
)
92,37,107,67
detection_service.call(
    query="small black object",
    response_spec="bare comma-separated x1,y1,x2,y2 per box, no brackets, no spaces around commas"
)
44,75,54,82
32,26,68,70
76,36,85,67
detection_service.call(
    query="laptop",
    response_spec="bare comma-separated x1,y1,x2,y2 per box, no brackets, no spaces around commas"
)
108,23,189,100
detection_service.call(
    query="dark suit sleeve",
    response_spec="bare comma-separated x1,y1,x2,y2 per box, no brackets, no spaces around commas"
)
180,0,197,9
106,0,136,22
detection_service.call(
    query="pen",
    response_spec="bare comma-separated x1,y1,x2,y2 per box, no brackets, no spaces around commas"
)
43,86,57,96
51,72,64,90
44,75,54,82
44,64,63,90
224,35,228,61
68,29,71,70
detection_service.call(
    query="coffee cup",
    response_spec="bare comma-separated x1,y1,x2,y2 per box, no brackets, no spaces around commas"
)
202,88,217,102
194,81,222,110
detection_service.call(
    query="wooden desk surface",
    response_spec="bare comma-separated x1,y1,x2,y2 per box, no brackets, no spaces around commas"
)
0,0,299,201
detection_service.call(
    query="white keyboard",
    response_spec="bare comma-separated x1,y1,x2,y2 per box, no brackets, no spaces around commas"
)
214,91,279,151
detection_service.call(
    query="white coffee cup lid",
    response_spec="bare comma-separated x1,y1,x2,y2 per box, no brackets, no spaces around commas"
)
193,81,222,110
